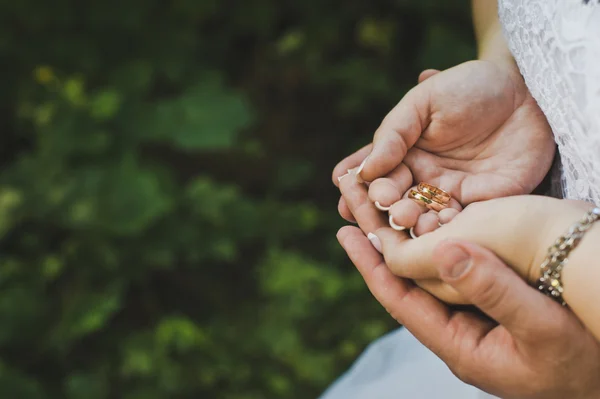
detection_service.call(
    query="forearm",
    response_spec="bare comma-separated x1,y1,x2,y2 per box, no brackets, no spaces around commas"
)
472,0,514,63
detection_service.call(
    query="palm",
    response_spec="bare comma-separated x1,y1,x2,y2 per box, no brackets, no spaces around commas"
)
403,60,555,204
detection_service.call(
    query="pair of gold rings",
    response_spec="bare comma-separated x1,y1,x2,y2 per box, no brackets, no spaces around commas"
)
408,183,451,212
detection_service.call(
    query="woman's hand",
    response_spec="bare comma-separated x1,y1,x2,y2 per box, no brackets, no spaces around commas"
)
372,195,595,305
333,59,555,225
371,195,591,302
337,225,600,399
338,173,589,304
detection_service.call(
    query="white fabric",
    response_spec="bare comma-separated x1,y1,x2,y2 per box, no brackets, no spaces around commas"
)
321,2,600,398
319,328,495,399
499,0,600,204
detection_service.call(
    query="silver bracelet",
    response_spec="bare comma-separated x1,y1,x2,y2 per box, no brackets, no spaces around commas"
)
536,207,600,306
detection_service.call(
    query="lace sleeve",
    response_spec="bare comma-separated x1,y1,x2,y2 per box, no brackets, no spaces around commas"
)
499,0,600,204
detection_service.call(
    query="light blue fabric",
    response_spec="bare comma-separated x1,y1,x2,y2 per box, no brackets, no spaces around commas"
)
320,328,496,399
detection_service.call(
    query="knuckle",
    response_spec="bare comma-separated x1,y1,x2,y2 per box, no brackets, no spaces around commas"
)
352,201,373,222
471,275,510,313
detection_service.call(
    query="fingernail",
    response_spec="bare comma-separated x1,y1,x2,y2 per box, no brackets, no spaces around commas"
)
409,227,418,239
367,232,382,254
338,173,349,183
389,214,406,231
440,245,472,279
356,157,368,176
347,166,365,184
375,201,391,212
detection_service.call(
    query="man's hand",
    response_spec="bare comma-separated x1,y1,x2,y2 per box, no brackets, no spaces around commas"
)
337,225,600,399
334,60,555,224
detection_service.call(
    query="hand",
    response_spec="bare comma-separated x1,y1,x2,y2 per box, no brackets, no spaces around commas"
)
333,60,555,228
371,194,591,304
337,226,600,399
338,173,590,303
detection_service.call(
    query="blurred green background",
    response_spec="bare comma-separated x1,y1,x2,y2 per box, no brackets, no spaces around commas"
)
0,0,475,397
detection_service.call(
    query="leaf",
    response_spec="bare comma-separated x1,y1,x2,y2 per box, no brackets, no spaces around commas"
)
90,89,122,120
145,72,253,150
64,284,122,339
64,156,172,235
62,77,86,106
155,316,209,352
33,65,55,85
357,17,394,52
276,30,305,55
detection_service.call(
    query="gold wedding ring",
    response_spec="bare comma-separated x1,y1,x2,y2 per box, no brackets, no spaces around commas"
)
417,182,451,204
408,183,451,212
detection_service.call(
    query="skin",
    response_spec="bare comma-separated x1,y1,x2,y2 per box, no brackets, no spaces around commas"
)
333,1,554,233
332,2,600,396
341,171,600,337
333,59,555,232
337,174,600,398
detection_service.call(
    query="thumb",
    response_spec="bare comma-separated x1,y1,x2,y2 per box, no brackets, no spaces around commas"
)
433,240,560,340
418,69,440,83
360,84,430,182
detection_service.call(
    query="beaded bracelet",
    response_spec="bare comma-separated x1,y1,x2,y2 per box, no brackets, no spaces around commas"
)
536,207,600,306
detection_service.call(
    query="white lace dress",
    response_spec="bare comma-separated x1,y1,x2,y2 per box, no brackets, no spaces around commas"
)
320,1,600,398
500,0,600,204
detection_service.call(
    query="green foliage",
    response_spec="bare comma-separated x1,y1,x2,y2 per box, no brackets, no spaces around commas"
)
0,0,474,397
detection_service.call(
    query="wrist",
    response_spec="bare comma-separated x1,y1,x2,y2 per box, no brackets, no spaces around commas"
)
476,23,522,83
477,21,513,62
527,199,592,285
478,49,526,104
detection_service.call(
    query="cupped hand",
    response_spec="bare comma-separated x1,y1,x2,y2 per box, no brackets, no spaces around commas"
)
338,171,467,303
339,172,592,304
371,195,593,304
374,195,590,283
334,59,556,224
337,226,600,399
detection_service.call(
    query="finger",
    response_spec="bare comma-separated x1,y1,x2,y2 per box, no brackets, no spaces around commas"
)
368,163,413,210
339,173,387,235
414,278,469,305
339,226,494,376
338,197,356,223
332,144,372,187
360,85,431,182
438,208,460,225
375,210,463,278
375,227,439,279
403,148,467,204
418,69,441,83
336,226,463,359
433,240,571,341
414,211,440,236
389,197,427,231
